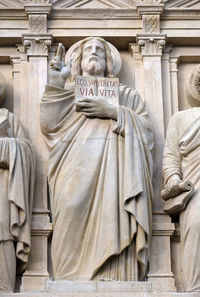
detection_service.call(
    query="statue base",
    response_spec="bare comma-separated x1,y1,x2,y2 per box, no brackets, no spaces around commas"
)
0,281,200,297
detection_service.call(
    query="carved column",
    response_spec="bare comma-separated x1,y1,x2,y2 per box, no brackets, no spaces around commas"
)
16,0,53,291
162,44,173,131
169,56,180,114
136,2,176,292
129,43,144,98
10,57,21,117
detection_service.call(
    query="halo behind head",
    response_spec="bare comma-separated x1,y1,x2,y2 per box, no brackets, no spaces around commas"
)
186,65,200,107
65,37,122,77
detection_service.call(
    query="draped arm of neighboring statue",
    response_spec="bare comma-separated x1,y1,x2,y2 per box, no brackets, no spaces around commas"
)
162,113,182,186
0,109,35,273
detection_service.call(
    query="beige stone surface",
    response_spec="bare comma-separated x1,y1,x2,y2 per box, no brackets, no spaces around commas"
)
1,292,200,297
0,0,200,293
41,37,154,282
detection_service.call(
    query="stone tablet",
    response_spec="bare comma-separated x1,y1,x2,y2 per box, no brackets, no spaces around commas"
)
75,76,119,106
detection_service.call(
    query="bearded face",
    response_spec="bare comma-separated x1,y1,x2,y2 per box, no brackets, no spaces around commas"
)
81,39,106,76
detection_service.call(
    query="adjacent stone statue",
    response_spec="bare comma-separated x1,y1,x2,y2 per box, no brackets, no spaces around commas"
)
0,73,35,291
41,37,154,281
162,65,200,292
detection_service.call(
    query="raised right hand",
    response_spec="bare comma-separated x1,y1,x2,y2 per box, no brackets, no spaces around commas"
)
49,43,72,88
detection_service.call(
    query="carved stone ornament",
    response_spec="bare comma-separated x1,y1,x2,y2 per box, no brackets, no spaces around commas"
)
23,0,51,3
186,64,200,107
143,15,160,33
138,0,164,3
29,14,47,33
168,0,200,8
137,35,166,56
0,0,24,8
23,34,52,57
52,0,137,8
23,0,52,16
41,37,154,282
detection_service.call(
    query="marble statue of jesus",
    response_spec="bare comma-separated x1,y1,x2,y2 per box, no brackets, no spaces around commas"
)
40,37,154,281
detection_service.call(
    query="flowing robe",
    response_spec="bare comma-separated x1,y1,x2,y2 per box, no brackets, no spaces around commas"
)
163,107,200,292
41,84,154,281
0,109,35,291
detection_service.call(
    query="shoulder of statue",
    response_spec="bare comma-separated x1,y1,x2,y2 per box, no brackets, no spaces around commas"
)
119,84,138,96
170,108,196,121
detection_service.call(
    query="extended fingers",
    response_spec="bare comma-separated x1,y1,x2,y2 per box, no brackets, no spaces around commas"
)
49,58,64,70
77,98,92,103
82,112,96,118
55,43,64,61
76,102,92,108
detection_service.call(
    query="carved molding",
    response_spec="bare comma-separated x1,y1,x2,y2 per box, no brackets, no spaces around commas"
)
143,14,160,33
137,3,164,15
0,0,24,8
23,0,51,3
137,35,166,56
24,4,52,15
52,0,137,8
29,14,47,33
138,0,165,3
23,34,53,57
168,0,200,8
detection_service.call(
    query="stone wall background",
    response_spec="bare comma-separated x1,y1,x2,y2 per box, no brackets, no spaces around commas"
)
0,0,200,293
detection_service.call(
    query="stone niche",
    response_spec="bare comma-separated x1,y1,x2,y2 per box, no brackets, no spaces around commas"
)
0,0,200,296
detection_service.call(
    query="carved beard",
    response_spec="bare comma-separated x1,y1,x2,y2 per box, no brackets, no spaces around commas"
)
81,56,106,76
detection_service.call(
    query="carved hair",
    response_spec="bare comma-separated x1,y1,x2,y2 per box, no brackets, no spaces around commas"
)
186,64,200,107
193,65,200,94
70,37,115,81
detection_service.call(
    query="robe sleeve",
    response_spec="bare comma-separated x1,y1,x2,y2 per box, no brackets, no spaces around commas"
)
40,85,75,135
113,87,154,152
162,113,182,185
112,87,154,277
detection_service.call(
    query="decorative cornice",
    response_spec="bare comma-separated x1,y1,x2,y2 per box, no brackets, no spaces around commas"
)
24,3,52,16
137,3,164,15
51,0,136,9
23,0,51,4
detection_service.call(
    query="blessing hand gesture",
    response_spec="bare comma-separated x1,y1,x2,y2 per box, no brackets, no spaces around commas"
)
49,43,72,88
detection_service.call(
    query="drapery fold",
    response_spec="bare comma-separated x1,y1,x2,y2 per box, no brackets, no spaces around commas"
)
41,84,153,281
0,109,35,273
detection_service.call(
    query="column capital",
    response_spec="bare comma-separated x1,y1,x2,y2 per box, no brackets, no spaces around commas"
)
129,43,142,61
137,34,167,57
169,56,180,72
22,34,53,58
